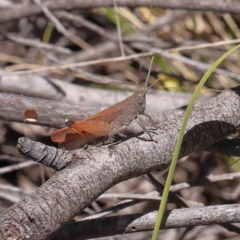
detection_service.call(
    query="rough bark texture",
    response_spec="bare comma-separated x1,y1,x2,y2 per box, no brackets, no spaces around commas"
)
0,86,240,239
17,138,73,170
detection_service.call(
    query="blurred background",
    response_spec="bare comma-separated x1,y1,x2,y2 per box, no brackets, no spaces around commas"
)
0,1,240,239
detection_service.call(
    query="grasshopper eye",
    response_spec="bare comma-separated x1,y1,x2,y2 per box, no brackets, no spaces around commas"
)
66,119,74,126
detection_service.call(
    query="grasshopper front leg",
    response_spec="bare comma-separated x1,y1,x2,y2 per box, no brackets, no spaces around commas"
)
142,112,158,129
135,117,157,143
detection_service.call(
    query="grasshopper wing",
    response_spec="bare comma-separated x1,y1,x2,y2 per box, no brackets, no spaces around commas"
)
51,126,100,149
51,127,79,143
70,120,114,136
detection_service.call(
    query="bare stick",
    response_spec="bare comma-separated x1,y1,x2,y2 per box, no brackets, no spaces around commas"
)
0,52,153,76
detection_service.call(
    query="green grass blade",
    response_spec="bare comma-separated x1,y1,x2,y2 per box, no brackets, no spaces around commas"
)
43,22,54,43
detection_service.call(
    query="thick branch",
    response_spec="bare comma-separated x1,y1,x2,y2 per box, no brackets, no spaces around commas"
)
0,86,240,239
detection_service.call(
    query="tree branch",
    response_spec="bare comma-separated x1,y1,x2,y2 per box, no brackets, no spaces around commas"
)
0,92,100,128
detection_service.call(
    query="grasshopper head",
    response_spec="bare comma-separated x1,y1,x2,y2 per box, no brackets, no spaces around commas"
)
132,90,146,114
131,56,160,114
133,78,160,114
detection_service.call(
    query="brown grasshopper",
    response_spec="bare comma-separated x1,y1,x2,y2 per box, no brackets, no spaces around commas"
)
51,58,158,149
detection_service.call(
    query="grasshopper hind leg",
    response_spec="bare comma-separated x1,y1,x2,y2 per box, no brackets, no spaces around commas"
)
106,126,128,148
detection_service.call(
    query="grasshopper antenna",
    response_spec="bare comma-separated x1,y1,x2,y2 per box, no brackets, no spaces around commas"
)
142,56,161,96
144,56,154,90
144,78,161,94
